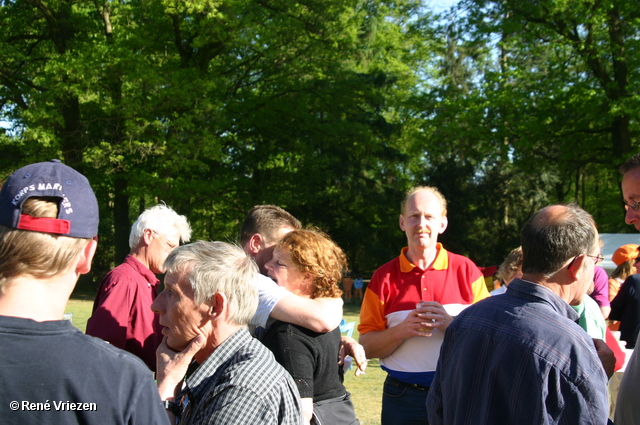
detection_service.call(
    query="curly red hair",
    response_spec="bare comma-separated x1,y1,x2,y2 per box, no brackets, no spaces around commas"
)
276,228,347,299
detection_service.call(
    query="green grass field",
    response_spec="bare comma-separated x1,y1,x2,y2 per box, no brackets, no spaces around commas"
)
342,302,385,425
65,294,385,425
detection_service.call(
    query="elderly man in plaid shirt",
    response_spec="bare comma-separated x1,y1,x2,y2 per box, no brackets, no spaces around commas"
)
154,240,302,425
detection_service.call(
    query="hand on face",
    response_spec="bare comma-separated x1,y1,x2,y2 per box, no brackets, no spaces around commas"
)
156,334,206,399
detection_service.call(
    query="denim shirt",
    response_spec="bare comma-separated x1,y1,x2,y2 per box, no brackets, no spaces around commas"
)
427,279,610,425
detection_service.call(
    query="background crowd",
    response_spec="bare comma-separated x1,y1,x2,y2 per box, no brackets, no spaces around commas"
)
2,154,640,424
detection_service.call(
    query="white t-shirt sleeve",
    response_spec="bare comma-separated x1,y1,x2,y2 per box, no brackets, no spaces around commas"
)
250,273,289,327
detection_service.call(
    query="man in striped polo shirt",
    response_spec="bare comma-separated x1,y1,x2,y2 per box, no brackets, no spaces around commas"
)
359,186,489,425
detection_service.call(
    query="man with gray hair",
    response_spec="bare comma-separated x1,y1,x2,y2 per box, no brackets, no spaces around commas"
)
87,204,191,371
427,204,611,424
153,241,302,425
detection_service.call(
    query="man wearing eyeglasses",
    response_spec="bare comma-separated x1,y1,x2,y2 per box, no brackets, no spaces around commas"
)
87,204,191,371
613,154,640,425
427,204,612,425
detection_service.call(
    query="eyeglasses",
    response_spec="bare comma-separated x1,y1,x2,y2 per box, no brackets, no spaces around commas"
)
567,253,604,269
624,200,640,211
152,230,178,252
586,254,604,265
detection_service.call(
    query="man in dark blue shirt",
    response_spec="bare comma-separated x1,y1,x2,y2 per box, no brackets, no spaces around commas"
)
0,160,169,425
427,204,611,425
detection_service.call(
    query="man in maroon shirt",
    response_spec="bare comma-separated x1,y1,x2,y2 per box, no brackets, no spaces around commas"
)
86,204,191,371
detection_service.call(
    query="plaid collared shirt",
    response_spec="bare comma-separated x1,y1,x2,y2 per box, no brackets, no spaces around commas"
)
176,328,302,425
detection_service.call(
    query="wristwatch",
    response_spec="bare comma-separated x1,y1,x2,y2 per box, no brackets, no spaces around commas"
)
163,399,180,415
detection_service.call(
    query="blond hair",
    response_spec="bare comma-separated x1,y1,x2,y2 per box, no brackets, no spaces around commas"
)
277,228,347,299
611,259,635,281
496,247,523,283
0,198,90,292
402,186,448,216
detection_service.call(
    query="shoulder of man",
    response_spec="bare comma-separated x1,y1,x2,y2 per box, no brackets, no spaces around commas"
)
623,273,640,286
80,330,154,371
77,333,168,424
212,335,297,396
98,257,154,290
440,249,483,275
371,255,402,277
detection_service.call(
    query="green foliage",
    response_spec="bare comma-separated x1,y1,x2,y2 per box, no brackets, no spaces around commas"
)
1,0,639,276
0,0,425,278
398,0,640,265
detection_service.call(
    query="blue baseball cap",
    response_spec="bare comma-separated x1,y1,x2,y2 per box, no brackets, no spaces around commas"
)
0,159,99,238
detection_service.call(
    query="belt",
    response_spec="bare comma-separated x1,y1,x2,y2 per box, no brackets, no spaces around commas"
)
388,375,430,391
408,383,430,391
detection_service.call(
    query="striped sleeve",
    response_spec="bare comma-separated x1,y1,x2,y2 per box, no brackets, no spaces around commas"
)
471,275,490,304
358,275,387,335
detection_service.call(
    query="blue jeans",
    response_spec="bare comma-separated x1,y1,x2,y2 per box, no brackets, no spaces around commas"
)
381,375,429,425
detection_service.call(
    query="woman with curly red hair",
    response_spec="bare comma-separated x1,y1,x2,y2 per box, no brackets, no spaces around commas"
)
264,228,359,425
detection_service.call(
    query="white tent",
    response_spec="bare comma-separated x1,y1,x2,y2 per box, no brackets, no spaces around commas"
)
599,233,640,273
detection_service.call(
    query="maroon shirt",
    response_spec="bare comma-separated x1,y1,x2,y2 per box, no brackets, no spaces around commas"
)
86,255,162,371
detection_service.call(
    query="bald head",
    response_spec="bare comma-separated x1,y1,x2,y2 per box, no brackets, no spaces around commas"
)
521,204,597,277
401,186,447,217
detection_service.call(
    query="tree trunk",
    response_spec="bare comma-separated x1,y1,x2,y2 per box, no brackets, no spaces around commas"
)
114,175,130,263
611,114,631,158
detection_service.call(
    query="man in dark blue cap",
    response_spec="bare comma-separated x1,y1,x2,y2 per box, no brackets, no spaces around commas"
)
0,160,169,425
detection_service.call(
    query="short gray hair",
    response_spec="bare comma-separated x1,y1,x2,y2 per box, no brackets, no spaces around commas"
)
129,204,191,248
164,241,259,326
521,204,597,277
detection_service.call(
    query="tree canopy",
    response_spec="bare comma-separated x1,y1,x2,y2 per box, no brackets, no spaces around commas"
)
1,0,638,283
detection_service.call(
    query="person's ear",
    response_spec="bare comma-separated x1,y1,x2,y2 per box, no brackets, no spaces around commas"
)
438,217,448,234
303,271,314,285
399,214,405,232
208,293,226,319
248,233,264,254
142,228,154,246
75,238,98,275
567,254,588,281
